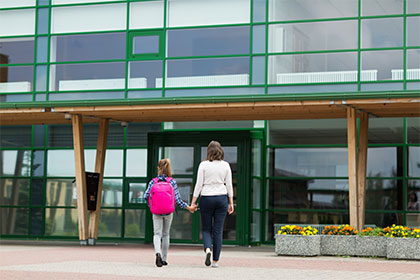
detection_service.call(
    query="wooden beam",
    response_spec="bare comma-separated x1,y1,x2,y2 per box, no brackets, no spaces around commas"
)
72,114,89,242
88,118,109,241
357,112,368,232
347,107,359,229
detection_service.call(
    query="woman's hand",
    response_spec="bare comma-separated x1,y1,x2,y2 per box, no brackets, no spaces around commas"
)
228,203,234,215
187,204,197,213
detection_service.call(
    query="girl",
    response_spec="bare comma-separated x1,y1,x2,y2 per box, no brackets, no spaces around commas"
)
144,158,195,267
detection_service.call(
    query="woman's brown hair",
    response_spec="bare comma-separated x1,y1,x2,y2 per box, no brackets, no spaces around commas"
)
158,158,172,177
206,140,224,161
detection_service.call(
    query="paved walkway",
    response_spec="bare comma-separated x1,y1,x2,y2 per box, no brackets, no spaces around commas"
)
0,241,419,280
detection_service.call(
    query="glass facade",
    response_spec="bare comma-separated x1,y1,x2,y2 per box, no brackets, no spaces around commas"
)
0,0,419,244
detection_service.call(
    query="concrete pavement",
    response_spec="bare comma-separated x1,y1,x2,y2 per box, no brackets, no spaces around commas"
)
0,241,419,280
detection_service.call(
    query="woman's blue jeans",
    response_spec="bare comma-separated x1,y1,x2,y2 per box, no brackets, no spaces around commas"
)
199,195,228,261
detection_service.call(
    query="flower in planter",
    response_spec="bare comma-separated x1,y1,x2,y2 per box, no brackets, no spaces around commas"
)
410,228,420,238
384,225,418,238
358,227,388,236
277,225,318,235
321,224,358,235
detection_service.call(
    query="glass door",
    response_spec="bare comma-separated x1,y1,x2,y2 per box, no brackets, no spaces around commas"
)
147,131,251,245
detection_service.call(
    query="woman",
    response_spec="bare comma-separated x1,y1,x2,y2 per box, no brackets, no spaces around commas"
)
144,158,195,267
191,141,234,268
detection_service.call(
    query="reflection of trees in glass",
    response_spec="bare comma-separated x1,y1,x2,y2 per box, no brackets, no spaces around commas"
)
98,210,121,237
0,150,30,234
125,210,144,238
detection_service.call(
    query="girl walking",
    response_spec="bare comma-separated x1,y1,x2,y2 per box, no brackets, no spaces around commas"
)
144,158,195,267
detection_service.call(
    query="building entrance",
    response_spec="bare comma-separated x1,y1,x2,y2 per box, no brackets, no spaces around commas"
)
146,131,252,245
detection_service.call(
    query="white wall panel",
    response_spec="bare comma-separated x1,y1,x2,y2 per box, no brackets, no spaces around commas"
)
0,9,35,36
51,3,126,34
168,0,250,27
130,1,164,29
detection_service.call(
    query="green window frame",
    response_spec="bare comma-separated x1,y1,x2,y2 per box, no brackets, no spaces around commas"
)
128,30,164,60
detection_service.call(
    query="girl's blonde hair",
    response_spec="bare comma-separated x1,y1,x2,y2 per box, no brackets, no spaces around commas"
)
206,140,224,161
158,158,172,177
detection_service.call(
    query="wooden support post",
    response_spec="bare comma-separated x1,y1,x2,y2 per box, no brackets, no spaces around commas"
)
72,114,89,242
347,107,359,229
88,119,109,243
357,112,368,232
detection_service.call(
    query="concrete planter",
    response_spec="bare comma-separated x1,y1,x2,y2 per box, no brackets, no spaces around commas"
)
387,238,420,260
275,235,320,256
321,236,387,257
321,235,357,256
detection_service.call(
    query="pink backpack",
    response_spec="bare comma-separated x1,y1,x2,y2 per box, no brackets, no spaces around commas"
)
148,177,175,215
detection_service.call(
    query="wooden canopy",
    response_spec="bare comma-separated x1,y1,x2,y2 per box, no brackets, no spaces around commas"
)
1,97,419,125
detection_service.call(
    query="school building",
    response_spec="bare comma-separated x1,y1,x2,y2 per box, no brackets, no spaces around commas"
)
0,0,419,246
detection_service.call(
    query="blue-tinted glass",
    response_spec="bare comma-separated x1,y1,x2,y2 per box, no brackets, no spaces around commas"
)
36,36,48,63
252,25,265,54
35,94,47,101
33,150,45,177
0,38,34,64
30,208,43,235
31,179,44,206
269,148,348,177
38,0,50,5
35,65,47,91
53,33,126,62
34,125,45,148
133,36,159,54
129,60,162,88
252,56,265,85
51,62,125,91
167,26,249,57
253,0,266,22
362,18,403,48
37,8,49,34
0,65,33,87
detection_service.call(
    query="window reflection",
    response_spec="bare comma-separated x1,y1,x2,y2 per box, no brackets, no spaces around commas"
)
51,33,125,62
102,179,122,207
408,147,420,177
367,147,402,177
0,150,31,177
366,179,401,210
126,149,147,177
0,179,30,206
128,182,146,204
167,26,249,57
99,209,121,237
266,211,349,241
0,38,34,64
0,208,28,235
159,147,193,175
125,209,146,238
268,53,360,85
269,0,357,21
361,50,403,81
0,65,33,93
362,0,403,16
50,62,125,91
128,60,162,88
269,21,357,53
165,57,249,87
46,179,73,207
268,179,349,209
269,148,348,177
45,208,77,236
361,18,403,48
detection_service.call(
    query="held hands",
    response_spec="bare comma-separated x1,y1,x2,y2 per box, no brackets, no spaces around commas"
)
186,203,198,213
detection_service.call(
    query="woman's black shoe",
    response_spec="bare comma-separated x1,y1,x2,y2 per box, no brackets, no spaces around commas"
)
155,253,163,267
162,261,168,266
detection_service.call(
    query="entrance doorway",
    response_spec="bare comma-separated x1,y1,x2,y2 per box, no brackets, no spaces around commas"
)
146,131,251,245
